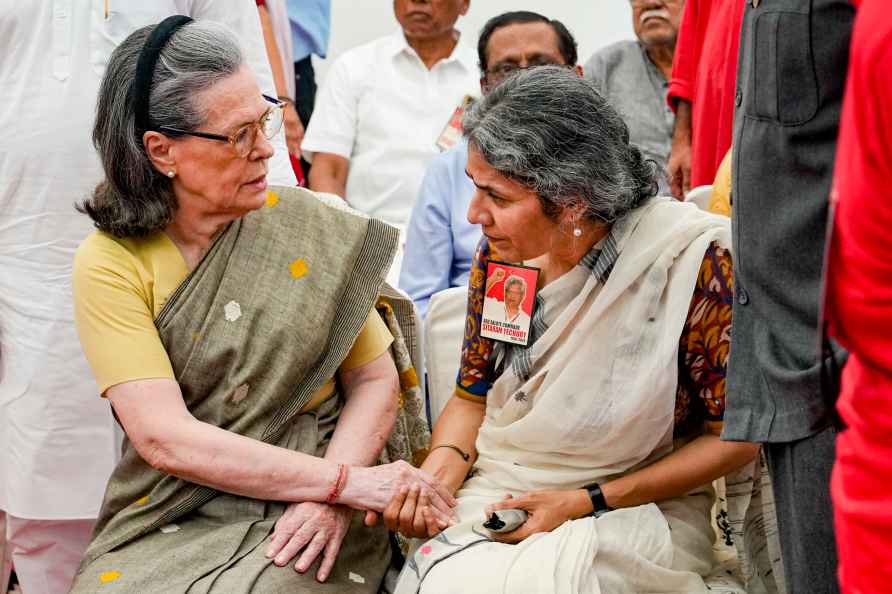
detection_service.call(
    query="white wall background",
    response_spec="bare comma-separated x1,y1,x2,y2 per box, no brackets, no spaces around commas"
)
314,1,636,82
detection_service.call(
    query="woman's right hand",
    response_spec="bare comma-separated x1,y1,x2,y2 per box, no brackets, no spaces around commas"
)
341,461,458,525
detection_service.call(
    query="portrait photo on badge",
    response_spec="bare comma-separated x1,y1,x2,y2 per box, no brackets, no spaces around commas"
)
481,260,539,347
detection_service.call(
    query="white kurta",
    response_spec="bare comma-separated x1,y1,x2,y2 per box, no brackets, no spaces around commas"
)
0,0,296,520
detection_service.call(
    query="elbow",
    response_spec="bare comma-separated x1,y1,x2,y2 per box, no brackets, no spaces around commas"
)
132,426,187,475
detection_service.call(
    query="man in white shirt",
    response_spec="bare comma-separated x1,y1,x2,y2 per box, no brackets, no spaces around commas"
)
303,0,478,278
0,3,294,592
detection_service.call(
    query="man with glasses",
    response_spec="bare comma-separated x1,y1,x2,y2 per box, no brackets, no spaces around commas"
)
585,0,683,195
0,4,294,593
398,11,581,319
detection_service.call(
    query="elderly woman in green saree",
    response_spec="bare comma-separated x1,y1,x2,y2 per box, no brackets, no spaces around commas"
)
384,67,762,593
69,17,455,594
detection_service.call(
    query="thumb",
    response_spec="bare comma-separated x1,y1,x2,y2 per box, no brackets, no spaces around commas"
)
364,510,379,526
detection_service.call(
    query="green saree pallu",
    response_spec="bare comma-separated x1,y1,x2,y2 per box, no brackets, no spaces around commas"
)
70,187,430,594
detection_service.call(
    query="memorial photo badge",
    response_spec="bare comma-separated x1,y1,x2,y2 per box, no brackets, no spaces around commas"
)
481,261,539,347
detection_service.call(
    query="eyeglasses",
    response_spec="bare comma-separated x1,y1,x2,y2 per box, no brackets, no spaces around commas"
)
485,61,573,86
157,95,284,158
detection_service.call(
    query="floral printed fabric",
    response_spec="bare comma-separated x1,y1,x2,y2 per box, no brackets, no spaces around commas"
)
455,238,734,438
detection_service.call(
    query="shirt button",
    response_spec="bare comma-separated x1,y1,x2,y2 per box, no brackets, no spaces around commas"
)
737,288,750,306
735,89,743,107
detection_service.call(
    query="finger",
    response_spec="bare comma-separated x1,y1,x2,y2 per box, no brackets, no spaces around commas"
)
316,532,344,582
364,510,379,526
419,469,458,506
294,531,328,574
487,494,525,514
422,504,444,538
266,527,293,559
398,486,421,535
384,485,409,532
682,165,691,196
412,490,430,536
274,525,316,567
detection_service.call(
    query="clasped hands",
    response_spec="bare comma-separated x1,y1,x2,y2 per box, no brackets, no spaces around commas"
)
264,460,457,582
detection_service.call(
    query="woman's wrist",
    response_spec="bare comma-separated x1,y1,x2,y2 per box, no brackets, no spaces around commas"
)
423,449,470,495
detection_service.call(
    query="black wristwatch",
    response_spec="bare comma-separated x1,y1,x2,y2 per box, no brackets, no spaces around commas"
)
583,483,613,518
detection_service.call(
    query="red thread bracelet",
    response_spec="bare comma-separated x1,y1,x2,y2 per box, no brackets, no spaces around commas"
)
326,463,348,504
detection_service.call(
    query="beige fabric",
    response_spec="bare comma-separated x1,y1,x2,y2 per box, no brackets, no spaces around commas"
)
396,198,732,593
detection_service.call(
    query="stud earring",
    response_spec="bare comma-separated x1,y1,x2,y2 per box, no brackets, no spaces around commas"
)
573,227,582,237
167,171,175,178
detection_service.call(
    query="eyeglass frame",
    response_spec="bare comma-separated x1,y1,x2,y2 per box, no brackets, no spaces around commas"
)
484,62,575,86
156,94,284,157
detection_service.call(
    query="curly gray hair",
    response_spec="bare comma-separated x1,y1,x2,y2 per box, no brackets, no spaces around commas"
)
462,66,658,223
79,20,243,238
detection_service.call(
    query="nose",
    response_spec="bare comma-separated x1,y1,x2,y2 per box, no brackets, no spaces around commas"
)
467,190,492,226
251,129,275,161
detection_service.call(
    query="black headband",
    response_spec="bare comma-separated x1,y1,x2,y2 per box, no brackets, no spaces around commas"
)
133,15,194,132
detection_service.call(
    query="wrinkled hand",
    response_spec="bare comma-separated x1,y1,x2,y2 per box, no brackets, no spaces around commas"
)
283,103,304,158
347,461,458,526
265,501,351,582
484,491,581,544
366,484,452,538
667,137,691,200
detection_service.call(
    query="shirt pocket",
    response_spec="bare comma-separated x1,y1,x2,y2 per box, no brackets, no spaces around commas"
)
89,0,183,76
748,8,819,126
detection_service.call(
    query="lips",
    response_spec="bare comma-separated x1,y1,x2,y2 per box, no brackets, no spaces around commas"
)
246,174,266,185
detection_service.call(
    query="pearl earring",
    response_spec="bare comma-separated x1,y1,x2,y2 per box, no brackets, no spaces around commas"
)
573,227,582,237
167,171,175,178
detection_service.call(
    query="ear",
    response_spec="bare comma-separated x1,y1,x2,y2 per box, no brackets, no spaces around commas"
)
143,131,177,176
480,76,489,94
559,200,588,227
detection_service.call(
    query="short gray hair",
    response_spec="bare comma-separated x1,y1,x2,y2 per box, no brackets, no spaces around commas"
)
79,21,243,238
505,275,527,297
463,66,658,223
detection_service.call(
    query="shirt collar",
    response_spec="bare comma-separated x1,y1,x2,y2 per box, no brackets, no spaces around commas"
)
388,30,478,73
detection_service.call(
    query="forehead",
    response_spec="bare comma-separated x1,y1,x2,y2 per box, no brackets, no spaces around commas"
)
196,66,267,129
486,22,564,64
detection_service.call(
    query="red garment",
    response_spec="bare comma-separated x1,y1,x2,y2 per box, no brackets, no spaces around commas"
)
827,0,892,591
667,0,744,188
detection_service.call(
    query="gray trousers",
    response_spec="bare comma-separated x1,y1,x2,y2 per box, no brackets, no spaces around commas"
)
764,426,839,594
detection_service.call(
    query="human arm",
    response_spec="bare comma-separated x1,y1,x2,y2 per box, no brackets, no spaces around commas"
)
308,152,350,198
257,2,304,157
398,153,459,318
263,344,399,579
666,0,698,199
668,99,693,199
380,395,486,537
488,243,759,543
302,51,359,197
486,424,759,544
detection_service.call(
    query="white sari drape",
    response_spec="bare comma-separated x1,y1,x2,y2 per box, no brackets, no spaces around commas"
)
396,198,731,594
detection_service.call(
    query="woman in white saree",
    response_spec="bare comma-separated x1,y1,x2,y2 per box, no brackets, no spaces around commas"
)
384,67,760,594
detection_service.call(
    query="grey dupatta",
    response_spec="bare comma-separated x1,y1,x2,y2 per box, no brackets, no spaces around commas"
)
73,187,429,592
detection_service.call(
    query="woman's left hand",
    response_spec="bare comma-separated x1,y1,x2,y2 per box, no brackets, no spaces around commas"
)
484,490,591,544
265,501,352,582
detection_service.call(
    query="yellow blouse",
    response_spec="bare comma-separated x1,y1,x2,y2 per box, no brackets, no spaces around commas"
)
73,231,392,410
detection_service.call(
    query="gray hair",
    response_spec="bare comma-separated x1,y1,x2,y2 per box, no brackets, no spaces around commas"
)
463,66,658,224
505,275,527,297
79,21,243,237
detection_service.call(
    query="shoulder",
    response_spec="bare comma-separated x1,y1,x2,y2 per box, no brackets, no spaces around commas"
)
585,40,640,74
332,33,398,72
74,231,138,279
